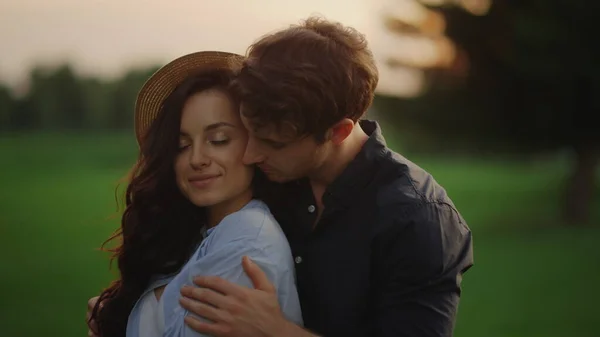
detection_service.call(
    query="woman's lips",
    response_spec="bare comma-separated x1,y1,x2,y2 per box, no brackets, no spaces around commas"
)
189,174,221,188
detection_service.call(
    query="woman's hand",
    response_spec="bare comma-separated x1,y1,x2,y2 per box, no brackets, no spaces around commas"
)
86,296,101,337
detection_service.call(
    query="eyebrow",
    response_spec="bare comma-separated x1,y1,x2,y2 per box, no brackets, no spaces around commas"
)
205,122,235,131
180,122,235,136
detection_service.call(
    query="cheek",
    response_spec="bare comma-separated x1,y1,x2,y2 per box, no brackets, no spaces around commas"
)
222,158,254,191
173,157,188,189
289,149,313,166
221,143,252,174
287,147,321,172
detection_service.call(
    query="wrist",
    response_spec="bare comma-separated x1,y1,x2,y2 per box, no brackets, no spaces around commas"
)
277,319,315,337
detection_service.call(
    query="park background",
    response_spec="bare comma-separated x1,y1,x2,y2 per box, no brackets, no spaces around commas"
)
1,1,599,336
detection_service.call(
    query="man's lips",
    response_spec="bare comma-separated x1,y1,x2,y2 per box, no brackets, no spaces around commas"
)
258,165,274,173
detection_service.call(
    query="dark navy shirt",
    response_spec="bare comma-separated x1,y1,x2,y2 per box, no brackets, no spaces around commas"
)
262,120,474,337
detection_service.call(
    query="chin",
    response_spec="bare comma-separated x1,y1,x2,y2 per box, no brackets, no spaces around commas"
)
188,194,222,208
267,175,296,183
262,172,285,182
190,199,216,208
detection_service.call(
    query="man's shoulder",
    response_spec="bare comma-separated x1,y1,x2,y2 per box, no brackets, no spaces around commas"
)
374,147,453,209
370,148,470,241
371,150,473,273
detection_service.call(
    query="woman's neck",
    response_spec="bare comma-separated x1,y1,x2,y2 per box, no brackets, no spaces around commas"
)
206,188,253,228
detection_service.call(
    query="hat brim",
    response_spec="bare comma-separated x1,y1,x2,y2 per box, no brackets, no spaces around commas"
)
134,51,244,145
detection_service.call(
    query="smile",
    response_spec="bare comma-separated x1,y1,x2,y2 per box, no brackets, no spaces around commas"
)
189,175,221,188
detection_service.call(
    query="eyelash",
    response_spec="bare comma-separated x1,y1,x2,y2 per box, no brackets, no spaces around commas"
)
265,141,286,149
210,139,230,146
178,138,230,152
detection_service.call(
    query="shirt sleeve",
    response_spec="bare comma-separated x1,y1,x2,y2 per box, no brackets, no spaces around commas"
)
163,234,302,337
372,202,474,337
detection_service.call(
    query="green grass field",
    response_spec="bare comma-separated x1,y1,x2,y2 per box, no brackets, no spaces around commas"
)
1,132,598,337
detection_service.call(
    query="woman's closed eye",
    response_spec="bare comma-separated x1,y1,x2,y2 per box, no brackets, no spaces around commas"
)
209,138,230,146
178,142,191,151
208,132,231,146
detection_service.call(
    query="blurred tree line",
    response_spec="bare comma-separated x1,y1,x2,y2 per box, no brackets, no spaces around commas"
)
0,65,158,132
0,0,597,224
374,0,599,224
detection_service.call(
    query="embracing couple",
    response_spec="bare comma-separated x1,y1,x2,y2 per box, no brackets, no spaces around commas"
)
86,16,473,337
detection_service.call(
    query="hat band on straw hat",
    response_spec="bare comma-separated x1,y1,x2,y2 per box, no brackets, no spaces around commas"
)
134,51,245,145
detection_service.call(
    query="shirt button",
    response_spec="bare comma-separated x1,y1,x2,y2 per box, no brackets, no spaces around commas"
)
295,256,303,264
307,205,316,213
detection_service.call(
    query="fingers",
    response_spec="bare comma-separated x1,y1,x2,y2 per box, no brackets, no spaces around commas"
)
87,296,99,311
179,297,222,323
86,296,101,337
86,316,99,337
184,316,229,336
191,275,248,298
180,287,236,336
242,256,275,293
181,285,231,309
86,319,99,337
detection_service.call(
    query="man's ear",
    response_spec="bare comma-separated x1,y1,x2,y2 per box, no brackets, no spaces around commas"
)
328,119,354,145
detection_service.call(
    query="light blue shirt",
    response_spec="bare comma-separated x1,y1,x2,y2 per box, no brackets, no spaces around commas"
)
126,199,303,337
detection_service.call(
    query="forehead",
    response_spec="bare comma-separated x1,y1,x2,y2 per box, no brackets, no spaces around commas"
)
181,89,239,127
239,114,300,143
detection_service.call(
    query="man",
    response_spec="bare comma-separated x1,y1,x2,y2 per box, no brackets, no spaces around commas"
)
88,16,473,337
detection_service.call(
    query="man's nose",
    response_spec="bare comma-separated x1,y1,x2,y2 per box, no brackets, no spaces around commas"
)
243,140,265,165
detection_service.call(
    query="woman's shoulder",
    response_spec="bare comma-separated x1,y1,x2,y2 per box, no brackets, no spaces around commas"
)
208,199,289,251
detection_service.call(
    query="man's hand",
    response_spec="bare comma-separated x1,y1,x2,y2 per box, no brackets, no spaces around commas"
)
86,296,101,337
179,256,312,337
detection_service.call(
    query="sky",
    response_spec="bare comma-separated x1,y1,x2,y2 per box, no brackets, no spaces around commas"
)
0,0,455,97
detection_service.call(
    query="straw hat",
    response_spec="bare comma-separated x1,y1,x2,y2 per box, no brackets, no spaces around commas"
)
134,51,245,144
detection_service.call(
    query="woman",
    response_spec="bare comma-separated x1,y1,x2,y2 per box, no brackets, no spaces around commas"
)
88,51,302,337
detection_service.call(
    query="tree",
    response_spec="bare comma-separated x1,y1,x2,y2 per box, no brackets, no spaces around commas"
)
374,0,599,224
23,64,87,130
0,63,160,131
0,84,15,131
109,67,159,129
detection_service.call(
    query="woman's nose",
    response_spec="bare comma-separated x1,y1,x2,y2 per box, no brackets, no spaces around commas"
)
189,146,210,169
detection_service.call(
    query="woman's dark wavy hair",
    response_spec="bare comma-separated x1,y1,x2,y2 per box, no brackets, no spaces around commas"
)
88,68,243,337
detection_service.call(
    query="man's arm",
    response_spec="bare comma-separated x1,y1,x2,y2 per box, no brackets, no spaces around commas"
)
180,256,316,337
178,202,472,337
372,202,473,337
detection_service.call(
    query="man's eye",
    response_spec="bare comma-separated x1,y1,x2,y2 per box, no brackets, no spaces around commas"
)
260,139,286,149
269,142,286,149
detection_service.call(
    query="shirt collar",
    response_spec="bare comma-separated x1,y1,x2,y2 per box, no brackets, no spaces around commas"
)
323,119,389,208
